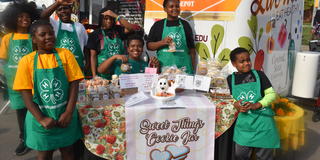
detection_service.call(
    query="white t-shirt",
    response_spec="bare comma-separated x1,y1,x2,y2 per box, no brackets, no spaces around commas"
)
50,18,88,52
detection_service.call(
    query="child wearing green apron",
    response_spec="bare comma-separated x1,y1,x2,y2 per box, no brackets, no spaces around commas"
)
87,5,140,79
0,2,40,156
13,20,84,160
227,47,280,160
98,34,160,76
41,0,88,70
147,0,196,74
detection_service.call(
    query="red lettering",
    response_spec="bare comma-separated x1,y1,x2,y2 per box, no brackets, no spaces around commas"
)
251,0,265,16
195,35,199,41
195,35,208,42
251,0,298,16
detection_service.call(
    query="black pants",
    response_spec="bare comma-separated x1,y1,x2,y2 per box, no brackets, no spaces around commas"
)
16,108,27,140
235,143,274,160
215,123,236,160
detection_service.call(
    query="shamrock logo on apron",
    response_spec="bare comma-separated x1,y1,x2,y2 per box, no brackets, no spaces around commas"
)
39,78,64,104
168,32,182,48
237,91,256,103
60,38,76,53
107,43,120,56
12,46,30,63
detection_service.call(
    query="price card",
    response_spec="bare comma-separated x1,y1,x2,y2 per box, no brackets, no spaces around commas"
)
119,74,140,89
193,75,211,92
175,75,194,90
125,91,150,107
138,74,158,92
119,74,158,92
145,67,158,74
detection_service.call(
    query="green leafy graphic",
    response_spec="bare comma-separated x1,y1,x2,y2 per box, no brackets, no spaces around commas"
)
258,27,264,43
211,24,224,56
195,24,231,67
217,48,231,66
247,15,258,40
238,36,254,54
196,42,210,60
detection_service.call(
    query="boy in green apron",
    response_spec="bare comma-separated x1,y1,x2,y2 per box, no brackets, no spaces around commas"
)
13,20,83,160
87,4,140,79
98,34,160,75
147,0,196,74
40,0,88,70
227,47,280,160
0,2,40,155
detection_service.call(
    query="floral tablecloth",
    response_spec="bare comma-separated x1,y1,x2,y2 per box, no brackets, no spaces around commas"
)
77,95,239,159
205,94,238,138
78,99,126,160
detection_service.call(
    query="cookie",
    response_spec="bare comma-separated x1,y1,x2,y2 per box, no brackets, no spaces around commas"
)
172,155,187,160
165,144,190,159
150,149,172,160
121,63,130,72
168,42,176,52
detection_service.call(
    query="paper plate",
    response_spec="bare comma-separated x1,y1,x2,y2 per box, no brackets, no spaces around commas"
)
150,90,176,101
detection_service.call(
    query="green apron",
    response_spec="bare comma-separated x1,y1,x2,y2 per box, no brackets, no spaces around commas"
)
25,51,82,151
97,30,125,79
4,33,32,109
55,21,84,69
114,58,148,75
157,19,193,74
232,70,280,148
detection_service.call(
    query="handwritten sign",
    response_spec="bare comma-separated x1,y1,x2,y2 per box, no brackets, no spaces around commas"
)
125,91,150,107
175,75,194,90
193,75,211,92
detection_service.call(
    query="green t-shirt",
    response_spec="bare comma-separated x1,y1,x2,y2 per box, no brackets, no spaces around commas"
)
113,58,148,75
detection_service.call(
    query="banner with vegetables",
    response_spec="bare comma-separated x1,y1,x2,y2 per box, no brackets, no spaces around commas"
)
144,0,304,95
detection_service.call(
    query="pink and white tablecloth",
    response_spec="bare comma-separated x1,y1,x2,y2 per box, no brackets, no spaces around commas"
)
125,92,215,160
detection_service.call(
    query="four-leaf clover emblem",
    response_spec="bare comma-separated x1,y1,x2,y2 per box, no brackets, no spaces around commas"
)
168,32,182,48
60,38,76,52
107,43,120,56
40,78,64,104
12,46,30,63
237,91,256,103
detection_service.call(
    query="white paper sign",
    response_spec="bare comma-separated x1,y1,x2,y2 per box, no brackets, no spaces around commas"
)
125,91,150,107
193,75,211,92
119,74,158,92
139,74,158,91
175,75,194,90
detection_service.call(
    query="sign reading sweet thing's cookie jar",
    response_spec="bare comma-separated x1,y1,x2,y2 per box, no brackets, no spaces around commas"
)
125,80,215,160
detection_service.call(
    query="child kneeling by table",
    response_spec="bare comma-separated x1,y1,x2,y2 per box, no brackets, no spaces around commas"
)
97,34,160,75
227,47,280,160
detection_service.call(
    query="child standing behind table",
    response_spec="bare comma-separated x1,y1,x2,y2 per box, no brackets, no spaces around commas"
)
0,2,40,155
41,0,88,70
147,0,196,74
13,20,83,160
87,5,139,79
227,47,280,160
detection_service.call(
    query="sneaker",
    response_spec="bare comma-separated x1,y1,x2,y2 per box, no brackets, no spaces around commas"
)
312,106,320,122
312,111,320,122
15,141,31,156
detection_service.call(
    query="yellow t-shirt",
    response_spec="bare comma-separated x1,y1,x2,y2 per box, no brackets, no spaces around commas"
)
13,48,84,92
0,33,30,60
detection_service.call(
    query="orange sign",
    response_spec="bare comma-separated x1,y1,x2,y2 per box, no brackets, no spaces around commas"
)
145,0,241,20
